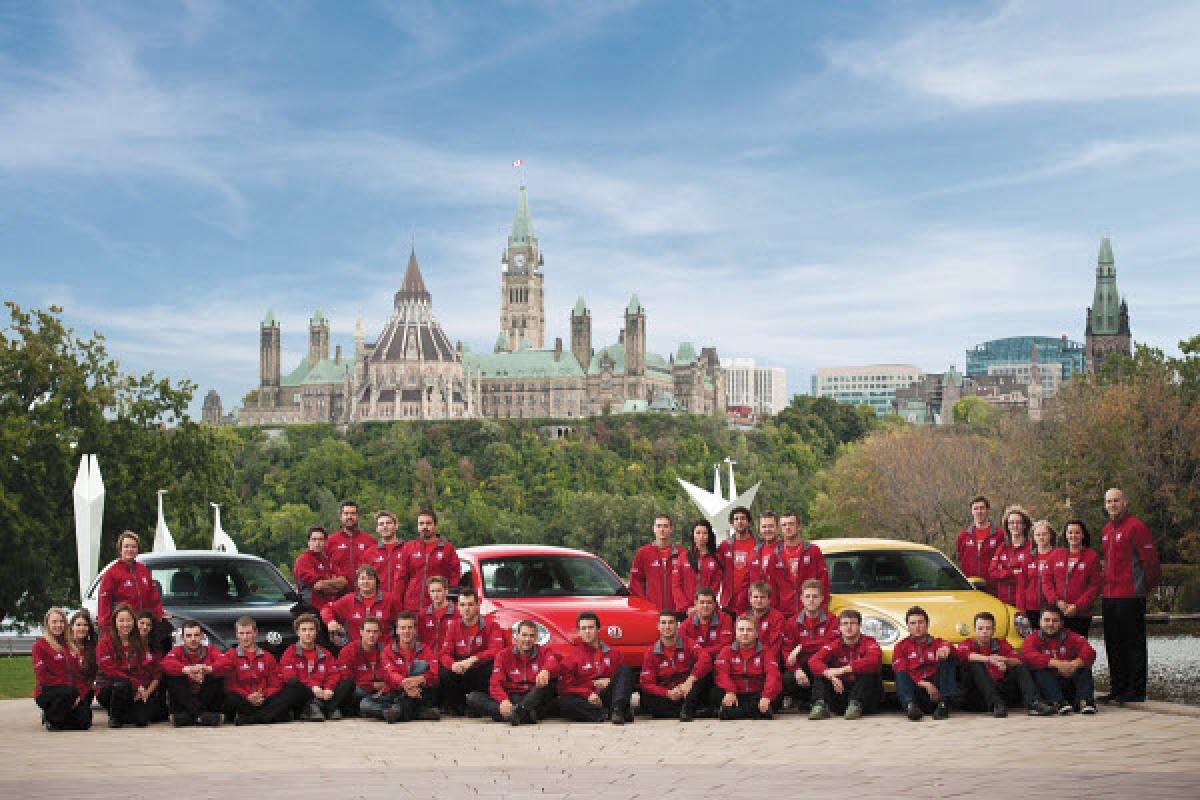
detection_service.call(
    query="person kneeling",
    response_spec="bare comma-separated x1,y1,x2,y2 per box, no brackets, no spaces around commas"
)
280,613,342,721
96,604,158,728
956,611,1052,717
1021,606,1098,715
466,620,556,725
218,616,307,725
714,615,780,720
161,619,224,726
639,611,713,721
807,609,883,720
892,606,958,721
555,612,635,724
33,608,95,731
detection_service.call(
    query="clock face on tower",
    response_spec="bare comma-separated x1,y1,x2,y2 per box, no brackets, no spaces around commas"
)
513,253,526,268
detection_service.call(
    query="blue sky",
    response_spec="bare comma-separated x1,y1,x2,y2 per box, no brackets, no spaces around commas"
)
3,0,1198,416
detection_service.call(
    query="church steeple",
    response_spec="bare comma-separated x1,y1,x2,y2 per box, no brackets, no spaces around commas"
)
1085,236,1132,372
510,185,535,248
500,186,545,350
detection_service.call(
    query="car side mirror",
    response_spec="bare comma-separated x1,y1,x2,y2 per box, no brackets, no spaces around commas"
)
967,577,987,590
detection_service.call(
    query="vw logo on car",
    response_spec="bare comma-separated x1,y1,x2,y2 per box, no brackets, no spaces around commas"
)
266,630,283,646
607,625,623,639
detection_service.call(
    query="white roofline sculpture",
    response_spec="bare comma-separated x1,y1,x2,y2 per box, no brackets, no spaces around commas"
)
211,503,238,553
73,454,104,601
153,490,177,553
677,457,760,544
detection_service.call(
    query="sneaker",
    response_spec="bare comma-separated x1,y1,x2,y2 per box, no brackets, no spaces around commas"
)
1028,701,1056,717
906,702,923,721
416,707,441,721
198,712,222,727
301,702,326,722
327,709,343,721
759,709,774,721
808,703,830,721
610,709,625,726
992,701,1008,718
780,696,796,712
625,707,635,723
844,702,863,721
679,707,695,722
170,712,194,728
932,702,950,721
508,708,523,727
1057,703,1073,715
107,717,121,729
135,719,148,728
383,706,407,724
716,706,737,721
1080,702,1097,715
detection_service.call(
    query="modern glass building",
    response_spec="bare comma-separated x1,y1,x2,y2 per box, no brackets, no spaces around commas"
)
965,336,1085,381
812,364,924,416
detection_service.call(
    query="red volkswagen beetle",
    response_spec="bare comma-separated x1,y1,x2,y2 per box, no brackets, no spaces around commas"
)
455,545,661,667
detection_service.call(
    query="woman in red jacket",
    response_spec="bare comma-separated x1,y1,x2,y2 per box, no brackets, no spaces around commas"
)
96,603,157,728
988,505,1032,607
671,520,724,615
32,608,94,731
1018,521,1059,630
95,531,165,630
136,610,168,722
1052,518,1104,638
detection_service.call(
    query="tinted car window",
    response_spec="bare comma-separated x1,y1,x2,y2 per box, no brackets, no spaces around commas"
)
150,561,292,606
825,550,972,593
480,556,625,598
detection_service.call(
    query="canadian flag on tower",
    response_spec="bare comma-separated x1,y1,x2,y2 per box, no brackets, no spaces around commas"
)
512,159,523,167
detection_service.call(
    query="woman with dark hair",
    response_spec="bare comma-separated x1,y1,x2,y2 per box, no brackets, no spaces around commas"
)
32,608,94,730
671,520,724,615
96,603,156,728
1018,521,1060,631
1050,518,1104,637
136,610,168,722
988,505,1033,607
68,609,98,700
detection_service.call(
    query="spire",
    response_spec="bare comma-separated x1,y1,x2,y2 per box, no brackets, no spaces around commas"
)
626,294,644,314
310,309,326,325
572,296,588,316
395,248,432,308
1098,236,1114,265
1088,237,1120,335
510,186,535,247
262,309,278,327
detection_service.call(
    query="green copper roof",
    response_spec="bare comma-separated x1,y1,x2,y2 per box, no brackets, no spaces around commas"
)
1089,236,1121,334
1098,237,1114,265
572,296,588,316
675,342,696,364
494,332,508,352
626,294,644,314
465,349,585,378
510,186,535,246
586,343,671,376
280,356,352,387
311,309,326,324
262,309,277,326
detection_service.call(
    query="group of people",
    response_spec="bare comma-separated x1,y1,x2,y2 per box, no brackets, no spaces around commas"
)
32,488,1161,731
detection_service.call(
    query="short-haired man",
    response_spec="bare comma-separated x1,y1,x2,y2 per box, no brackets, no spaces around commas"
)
325,501,376,590
467,620,557,725
639,611,713,722
742,512,784,607
747,581,787,654
892,606,957,721
398,509,460,612
555,612,636,724
279,612,342,721
381,612,442,723
294,526,346,617
368,510,407,596
321,564,398,646
717,506,757,613
714,615,781,720
438,590,504,716
629,514,687,613
956,496,1004,592
1021,606,1097,714
1100,487,1161,704
766,512,830,616
679,587,733,716
419,575,459,654
217,616,307,725
808,609,883,720
781,579,839,710
956,611,1052,717
334,617,390,718
160,619,224,727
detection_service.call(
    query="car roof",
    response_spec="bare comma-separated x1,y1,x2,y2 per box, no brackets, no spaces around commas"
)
460,544,598,559
135,551,272,564
812,538,942,555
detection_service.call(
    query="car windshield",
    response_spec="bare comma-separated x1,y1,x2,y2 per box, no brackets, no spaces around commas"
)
479,555,626,598
149,560,293,606
825,549,973,593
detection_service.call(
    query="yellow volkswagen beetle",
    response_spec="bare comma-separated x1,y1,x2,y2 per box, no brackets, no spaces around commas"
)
819,538,1031,690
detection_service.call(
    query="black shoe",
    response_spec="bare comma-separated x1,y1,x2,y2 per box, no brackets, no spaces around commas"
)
171,712,194,728
1028,701,1055,717
992,701,1008,718
522,707,538,725
679,707,695,722
383,706,407,724
1057,703,1073,715
1098,693,1121,705
509,708,523,726
932,702,949,721
906,702,923,721
107,717,121,729
759,709,774,720
235,713,259,726
610,709,625,726
327,709,343,721
198,712,222,727
416,707,441,721
625,707,634,723
300,702,326,722
135,719,149,728
716,706,736,720
446,705,465,717
1123,695,1145,703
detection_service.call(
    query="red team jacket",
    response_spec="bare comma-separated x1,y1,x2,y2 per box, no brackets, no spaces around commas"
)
324,527,377,584
987,541,1032,607
1101,513,1161,599
629,543,687,612
320,591,399,642
679,611,735,659
555,641,622,698
161,644,224,693
956,524,1005,588
714,643,782,699
419,603,459,654
293,549,340,612
1020,630,1097,670
218,646,283,698
891,634,950,682
438,617,505,669
808,636,883,683
32,639,94,698
954,637,1020,682
749,608,788,653
367,540,407,596
96,638,158,689
396,537,460,611
716,535,757,612
96,560,164,627
489,645,558,702
279,643,341,691
336,641,387,691
671,552,724,612
1016,551,1057,612
384,641,440,690
638,638,712,697
765,541,830,616
1047,548,1104,614
781,610,839,663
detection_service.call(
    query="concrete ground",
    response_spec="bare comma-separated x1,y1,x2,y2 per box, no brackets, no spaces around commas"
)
2,699,1198,799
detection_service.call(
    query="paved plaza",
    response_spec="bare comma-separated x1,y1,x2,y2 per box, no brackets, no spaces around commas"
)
2,699,1198,799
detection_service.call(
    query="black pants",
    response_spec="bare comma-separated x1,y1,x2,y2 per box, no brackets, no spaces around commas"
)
781,663,818,706
1103,597,1147,700
812,674,882,715
291,678,343,716
439,662,491,712
961,662,1038,710
466,686,556,722
164,676,224,717
718,691,772,720
99,679,149,726
330,679,372,716
36,686,93,730
1064,616,1092,637
639,679,708,718
222,681,307,724
554,665,635,722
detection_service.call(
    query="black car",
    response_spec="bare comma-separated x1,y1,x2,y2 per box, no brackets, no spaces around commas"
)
84,551,302,656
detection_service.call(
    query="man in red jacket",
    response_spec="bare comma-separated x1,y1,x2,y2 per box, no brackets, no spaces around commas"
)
218,617,306,725
419,575,459,655
1100,488,1161,704
322,565,398,645
1021,606,1097,714
325,500,376,588
717,506,757,613
892,606,957,721
438,590,503,715
279,612,342,721
160,619,224,727
629,514,687,613
397,510,460,612
368,510,407,596
467,620,557,725
714,615,781,720
381,612,442,723
808,609,883,720
768,512,830,616
333,617,390,718
956,611,1052,717
555,611,635,724
781,579,839,710
956,496,1005,592
679,587,732,717
294,526,346,619
639,611,713,721
747,582,787,654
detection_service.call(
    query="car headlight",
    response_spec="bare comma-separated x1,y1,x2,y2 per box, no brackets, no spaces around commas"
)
860,615,900,645
1014,612,1032,638
511,620,551,646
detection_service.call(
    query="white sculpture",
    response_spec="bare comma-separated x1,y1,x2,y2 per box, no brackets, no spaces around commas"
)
211,503,238,553
153,490,177,553
72,454,105,602
677,457,760,544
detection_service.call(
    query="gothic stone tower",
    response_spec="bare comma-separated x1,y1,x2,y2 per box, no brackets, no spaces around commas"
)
499,186,545,351
308,309,330,365
570,296,592,369
624,294,646,377
1085,236,1132,372
259,310,281,407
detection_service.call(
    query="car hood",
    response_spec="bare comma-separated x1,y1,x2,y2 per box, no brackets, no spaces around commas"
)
832,591,1014,643
484,595,661,647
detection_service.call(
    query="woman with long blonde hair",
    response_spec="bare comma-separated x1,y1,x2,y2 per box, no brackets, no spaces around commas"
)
32,607,94,730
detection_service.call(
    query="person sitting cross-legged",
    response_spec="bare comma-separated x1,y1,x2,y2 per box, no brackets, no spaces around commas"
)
279,612,342,721
160,618,225,727
379,612,443,723
807,609,883,721
218,616,307,725
956,611,1053,717
554,612,635,725
780,579,839,712
1020,605,1098,715
713,615,781,720
892,606,958,721
466,619,557,726
638,611,713,722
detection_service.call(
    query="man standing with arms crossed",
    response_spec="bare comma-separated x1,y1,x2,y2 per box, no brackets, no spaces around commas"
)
1100,488,1161,704
368,510,406,596
326,501,375,595
398,510,460,612
630,514,687,613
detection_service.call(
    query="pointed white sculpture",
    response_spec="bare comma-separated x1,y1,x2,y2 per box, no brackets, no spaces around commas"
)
211,503,238,553
712,463,722,499
73,454,105,602
153,490,177,553
677,458,760,544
